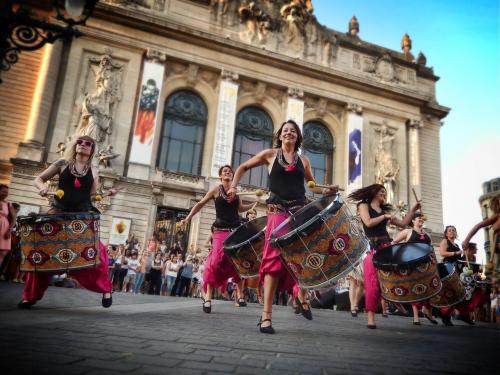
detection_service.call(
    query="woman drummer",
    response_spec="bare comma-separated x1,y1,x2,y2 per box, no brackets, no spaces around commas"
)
180,165,254,313
348,184,420,329
439,225,484,326
228,120,337,334
18,135,117,309
392,212,438,325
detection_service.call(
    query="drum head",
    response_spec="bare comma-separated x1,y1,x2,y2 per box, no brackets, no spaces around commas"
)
223,216,267,252
437,262,454,279
372,242,433,271
269,194,342,247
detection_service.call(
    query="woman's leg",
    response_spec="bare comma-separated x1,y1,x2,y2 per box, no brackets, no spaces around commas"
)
261,274,278,328
349,277,357,312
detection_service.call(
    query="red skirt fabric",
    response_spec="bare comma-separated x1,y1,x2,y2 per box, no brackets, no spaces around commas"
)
202,230,240,293
259,211,295,292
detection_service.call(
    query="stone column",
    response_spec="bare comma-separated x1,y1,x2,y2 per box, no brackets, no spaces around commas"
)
16,42,63,162
407,119,423,205
345,103,363,196
286,87,304,129
210,69,239,177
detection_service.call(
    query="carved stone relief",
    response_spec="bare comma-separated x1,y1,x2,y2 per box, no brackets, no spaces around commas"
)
72,50,124,167
374,122,400,203
103,0,166,12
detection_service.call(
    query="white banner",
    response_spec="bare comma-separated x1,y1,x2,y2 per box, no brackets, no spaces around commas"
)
109,217,132,245
129,61,165,165
211,80,239,177
286,97,304,129
346,112,363,196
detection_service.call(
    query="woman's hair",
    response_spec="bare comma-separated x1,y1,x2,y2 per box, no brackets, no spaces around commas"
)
409,212,423,227
218,164,233,177
63,135,96,163
274,119,303,152
347,184,393,211
443,225,457,239
0,184,8,190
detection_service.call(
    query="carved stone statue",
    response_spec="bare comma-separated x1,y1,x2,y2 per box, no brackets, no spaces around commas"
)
374,124,400,203
97,144,120,170
280,0,313,55
75,53,123,155
238,1,273,43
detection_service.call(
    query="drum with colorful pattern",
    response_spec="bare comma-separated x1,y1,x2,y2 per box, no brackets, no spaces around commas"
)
269,194,369,289
223,216,266,279
429,262,466,308
18,212,101,272
373,242,442,303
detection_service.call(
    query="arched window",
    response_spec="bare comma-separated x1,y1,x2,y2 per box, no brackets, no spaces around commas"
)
157,90,207,175
303,121,334,186
232,106,273,187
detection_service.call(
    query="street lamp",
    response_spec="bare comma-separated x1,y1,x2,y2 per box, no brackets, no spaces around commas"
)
0,0,99,83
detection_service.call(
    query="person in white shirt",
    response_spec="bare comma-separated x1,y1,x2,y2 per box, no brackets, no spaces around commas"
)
122,252,140,292
165,253,183,295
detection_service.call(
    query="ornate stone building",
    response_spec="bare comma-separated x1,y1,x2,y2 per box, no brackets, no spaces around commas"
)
0,0,449,253
479,178,500,281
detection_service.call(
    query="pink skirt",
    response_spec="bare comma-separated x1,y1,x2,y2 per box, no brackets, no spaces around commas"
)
259,211,295,292
203,230,240,293
363,243,391,312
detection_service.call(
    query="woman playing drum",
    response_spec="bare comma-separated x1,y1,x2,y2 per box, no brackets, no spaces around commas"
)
180,165,254,313
18,135,117,309
228,120,337,334
392,212,438,325
439,225,484,326
348,184,420,329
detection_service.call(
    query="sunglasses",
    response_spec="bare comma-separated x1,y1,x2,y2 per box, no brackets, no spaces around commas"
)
76,139,94,147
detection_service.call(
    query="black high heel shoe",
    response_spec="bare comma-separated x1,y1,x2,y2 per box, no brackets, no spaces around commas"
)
202,297,211,313
424,314,438,325
299,302,313,320
258,312,275,334
236,298,247,307
102,292,113,308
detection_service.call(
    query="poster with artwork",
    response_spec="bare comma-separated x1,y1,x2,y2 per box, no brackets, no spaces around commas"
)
129,61,165,165
109,217,132,245
211,80,239,177
346,112,363,195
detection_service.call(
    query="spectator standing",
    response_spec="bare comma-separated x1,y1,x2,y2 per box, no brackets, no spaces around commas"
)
165,253,182,295
148,252,163,295
122,252,139,292
159,240,168,254
177,255,194,297
134,251,147,294
0,184,16,270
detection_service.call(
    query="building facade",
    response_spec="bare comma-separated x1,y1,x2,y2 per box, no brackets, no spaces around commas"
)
0,0,449,253
479,178,500,281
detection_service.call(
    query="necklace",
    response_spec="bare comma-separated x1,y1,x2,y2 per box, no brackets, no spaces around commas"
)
70,161,89,189
277,148,298,172
219,185,234,202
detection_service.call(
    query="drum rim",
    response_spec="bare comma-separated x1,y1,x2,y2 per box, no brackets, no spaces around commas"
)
223,216,267,252
429,286,467,308
437,262,456,282
18,211,100,222
372,242,434,271
269,194,342,247
295,258,363,290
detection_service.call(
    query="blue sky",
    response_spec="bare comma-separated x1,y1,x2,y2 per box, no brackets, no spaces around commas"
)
314,0,500,261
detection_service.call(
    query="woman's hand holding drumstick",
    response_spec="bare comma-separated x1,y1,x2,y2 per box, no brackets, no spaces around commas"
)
306,181,343,194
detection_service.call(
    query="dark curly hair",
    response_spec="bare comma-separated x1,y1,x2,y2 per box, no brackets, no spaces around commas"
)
274,120,303,152
347,184,393,212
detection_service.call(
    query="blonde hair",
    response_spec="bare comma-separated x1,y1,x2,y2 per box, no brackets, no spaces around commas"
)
63,135,95,164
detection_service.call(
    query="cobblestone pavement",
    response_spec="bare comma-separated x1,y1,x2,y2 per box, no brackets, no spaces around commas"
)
1,283,498,375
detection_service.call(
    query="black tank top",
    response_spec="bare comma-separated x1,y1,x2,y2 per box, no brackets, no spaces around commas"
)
54,165,94,212
444,239,460,263
408,229,431,245
267,153,306,205
362,205,389,238
213,185,240,229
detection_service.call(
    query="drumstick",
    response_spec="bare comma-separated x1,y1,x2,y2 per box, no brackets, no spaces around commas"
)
306,181,344,191
47,189,65,199
236,189,267,197
250,201,259,211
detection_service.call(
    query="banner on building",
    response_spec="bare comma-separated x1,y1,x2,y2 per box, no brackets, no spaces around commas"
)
129,61,165,165
109,217,132,245
286,97,304,129
346,112,363,195
211,80,239,177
